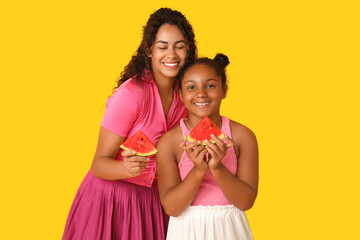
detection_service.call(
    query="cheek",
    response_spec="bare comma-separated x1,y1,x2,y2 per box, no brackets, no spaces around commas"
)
182,93,192,104
179,49,188,60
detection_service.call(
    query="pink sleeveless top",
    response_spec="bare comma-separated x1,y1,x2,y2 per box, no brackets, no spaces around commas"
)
179,116,238,206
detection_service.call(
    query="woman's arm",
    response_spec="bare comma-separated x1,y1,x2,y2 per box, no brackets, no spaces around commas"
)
207,122,259,211
156,129,207,217
90,127,149,180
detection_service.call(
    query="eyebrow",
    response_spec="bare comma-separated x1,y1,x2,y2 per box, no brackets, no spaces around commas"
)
155,40,186,44
184,80,196,84
184,79,217,84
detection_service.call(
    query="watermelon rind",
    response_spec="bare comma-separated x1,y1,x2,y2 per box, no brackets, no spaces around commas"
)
186,133,225,145
119,145,159,156
119,130,158,156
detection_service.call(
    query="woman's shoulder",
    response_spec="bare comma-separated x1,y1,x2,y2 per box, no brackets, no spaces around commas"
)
111,76,150,100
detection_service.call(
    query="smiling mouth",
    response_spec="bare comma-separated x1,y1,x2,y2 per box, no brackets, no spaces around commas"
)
163,62,179,67
194,102,210,106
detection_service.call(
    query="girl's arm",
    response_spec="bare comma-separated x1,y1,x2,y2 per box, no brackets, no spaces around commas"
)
90,127,149,180
207,122,259,211
157,129,207,217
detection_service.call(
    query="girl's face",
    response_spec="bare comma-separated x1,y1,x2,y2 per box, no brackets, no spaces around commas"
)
149,24,188,82
180,64,227,119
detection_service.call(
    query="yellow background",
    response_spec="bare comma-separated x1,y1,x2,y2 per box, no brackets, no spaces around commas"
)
1,0,359,239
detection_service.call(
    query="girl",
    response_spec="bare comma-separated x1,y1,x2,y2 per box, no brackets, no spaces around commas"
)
157,54,258,240
63,8,197,240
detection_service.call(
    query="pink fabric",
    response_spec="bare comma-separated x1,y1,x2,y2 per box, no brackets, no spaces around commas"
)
101,71,188,187
63,171,169,240
178,116,238,206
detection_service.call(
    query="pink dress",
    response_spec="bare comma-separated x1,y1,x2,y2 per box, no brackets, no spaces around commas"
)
63,71,188,240
166,117,254,240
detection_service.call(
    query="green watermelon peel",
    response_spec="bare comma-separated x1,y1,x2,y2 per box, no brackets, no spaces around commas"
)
186,116,225,145
120,130,158,156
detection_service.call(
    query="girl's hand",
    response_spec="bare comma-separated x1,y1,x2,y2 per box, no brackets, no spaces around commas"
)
179,138,208,174
206,135,234,170
121,150,149,177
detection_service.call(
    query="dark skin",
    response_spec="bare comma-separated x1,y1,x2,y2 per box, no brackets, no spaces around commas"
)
156,64,259,216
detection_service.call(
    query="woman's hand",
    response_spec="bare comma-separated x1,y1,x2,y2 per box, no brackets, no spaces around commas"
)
121,150,149,178
206,135,234,170
179,138,208,175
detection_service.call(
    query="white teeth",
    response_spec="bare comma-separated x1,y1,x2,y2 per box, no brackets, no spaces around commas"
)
194,102,210,106
163,62,178,66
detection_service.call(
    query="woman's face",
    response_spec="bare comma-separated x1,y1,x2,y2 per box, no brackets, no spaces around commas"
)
149,24,188,82
180,64,227,119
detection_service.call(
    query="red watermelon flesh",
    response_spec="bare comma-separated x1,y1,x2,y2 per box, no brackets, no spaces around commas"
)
120,130,158,156
186,116,225,145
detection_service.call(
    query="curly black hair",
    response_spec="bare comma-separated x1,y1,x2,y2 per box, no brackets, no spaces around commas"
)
177,53,230,90
115,8,197,89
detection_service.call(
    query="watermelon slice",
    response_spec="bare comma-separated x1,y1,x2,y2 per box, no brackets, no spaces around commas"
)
120,130,158,156
186,116,225,145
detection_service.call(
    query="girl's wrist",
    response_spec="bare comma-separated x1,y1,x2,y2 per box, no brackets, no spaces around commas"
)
209,163,224,175
191,165,208,178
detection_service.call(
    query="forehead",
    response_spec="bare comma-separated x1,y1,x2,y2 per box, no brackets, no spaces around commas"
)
154,24,185,43
183,64,219,80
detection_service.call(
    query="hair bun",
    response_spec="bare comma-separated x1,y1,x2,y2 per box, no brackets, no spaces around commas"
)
214,53,229,69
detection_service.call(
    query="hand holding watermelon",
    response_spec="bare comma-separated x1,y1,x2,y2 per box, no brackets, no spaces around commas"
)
182,116,234,171
205,134,234,170
120,150,149,177
179,138,208,175
119,130,158,177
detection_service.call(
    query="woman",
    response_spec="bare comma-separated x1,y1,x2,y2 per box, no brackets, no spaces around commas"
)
63,8,197,240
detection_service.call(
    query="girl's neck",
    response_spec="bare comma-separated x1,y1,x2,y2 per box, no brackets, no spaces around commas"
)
185,113,222,130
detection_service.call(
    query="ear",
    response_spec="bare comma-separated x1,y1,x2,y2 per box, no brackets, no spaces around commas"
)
179,89,184,102
222,85,228,99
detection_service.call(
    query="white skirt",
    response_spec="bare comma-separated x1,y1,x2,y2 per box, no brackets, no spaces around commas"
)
166,205,254,240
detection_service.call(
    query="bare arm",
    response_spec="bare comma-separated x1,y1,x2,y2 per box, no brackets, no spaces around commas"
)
207,123,259,211
157,130,208,217
90,127,149,180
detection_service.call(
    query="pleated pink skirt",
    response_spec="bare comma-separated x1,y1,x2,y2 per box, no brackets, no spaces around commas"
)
63,171,168,240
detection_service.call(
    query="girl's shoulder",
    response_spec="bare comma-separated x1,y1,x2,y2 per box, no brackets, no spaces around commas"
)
228,119,257,143
157,125,183,148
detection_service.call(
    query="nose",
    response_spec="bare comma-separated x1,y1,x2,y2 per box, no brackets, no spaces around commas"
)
166,46,178,59
196,86,207,98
